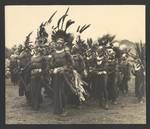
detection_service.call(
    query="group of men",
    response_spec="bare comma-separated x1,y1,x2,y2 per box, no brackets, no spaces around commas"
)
7,9,145,115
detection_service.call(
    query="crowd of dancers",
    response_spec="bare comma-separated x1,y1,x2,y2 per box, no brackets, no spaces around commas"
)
6,8,145,115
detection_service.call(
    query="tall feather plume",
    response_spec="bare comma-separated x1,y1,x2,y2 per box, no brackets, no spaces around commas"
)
57,8,69,30
57,14,67,30
79,24,86,33
98,34,115,45
54,8,69,30
43,22,47,26
110,35,116,42
76,25,80,32
90,38,93,44
40,22,45,27
48,10,57,23
80,24,91,33
64,19,75,32
27,31,33,38
87,38,93,48
61,7,69,29
57,16,63,30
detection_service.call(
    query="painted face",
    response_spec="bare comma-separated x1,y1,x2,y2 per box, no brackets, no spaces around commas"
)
97,46,104,57
121,53,128,60
107,48,115,55
55,38,64,50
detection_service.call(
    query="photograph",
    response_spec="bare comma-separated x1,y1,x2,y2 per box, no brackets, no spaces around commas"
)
5,5,146,124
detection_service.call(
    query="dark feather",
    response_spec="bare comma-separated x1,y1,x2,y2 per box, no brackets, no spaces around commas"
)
64,19,75,32
80,24,91,33
65,7,70,15
43,22,47,26
87,38,93,48
54,26,58,30
89,38,92,42
98,34,115,45
60,14,68,29
57,13,68,30
27,31,33,38
76,25,80,32
48,10,57,23
110,35,116,42
52,26,54,29
61,8,70,29
79,24,86,33
40,22,45,27
57,16,63,30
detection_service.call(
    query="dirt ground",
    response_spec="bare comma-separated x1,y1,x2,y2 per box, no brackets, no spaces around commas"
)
5,77,146,124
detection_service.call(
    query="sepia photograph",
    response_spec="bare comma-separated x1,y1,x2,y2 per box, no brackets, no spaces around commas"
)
5,5,146,124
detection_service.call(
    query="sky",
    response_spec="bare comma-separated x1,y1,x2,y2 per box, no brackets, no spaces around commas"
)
5,5,145,49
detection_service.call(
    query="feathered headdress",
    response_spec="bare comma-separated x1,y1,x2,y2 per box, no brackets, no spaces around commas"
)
25,31,33,45
41,10,57,26
22,31,33,54
76,24,91,43
98,34,116,47
51,8,75,48
74,24,91,55
87,38,93,49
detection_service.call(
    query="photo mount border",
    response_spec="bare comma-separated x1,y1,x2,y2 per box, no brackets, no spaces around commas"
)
0,0,150,129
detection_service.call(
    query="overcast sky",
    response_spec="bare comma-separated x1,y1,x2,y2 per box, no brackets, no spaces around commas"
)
5,5,145,48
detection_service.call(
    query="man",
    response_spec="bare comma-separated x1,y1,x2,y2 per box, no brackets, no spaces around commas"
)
17,35,33,105
119,53,131,95
50,30,88,115
106,48,119,105
71,45,87,77
132,59,145,103
9,51,19,86
92,46,109,109
51,37,75,115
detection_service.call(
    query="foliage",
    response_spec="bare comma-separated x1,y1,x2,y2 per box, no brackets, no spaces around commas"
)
5,47,11,58
97,34,116,46
134,41,145,68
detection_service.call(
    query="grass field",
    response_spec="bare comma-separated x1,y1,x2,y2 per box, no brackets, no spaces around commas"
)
5,77,146,124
